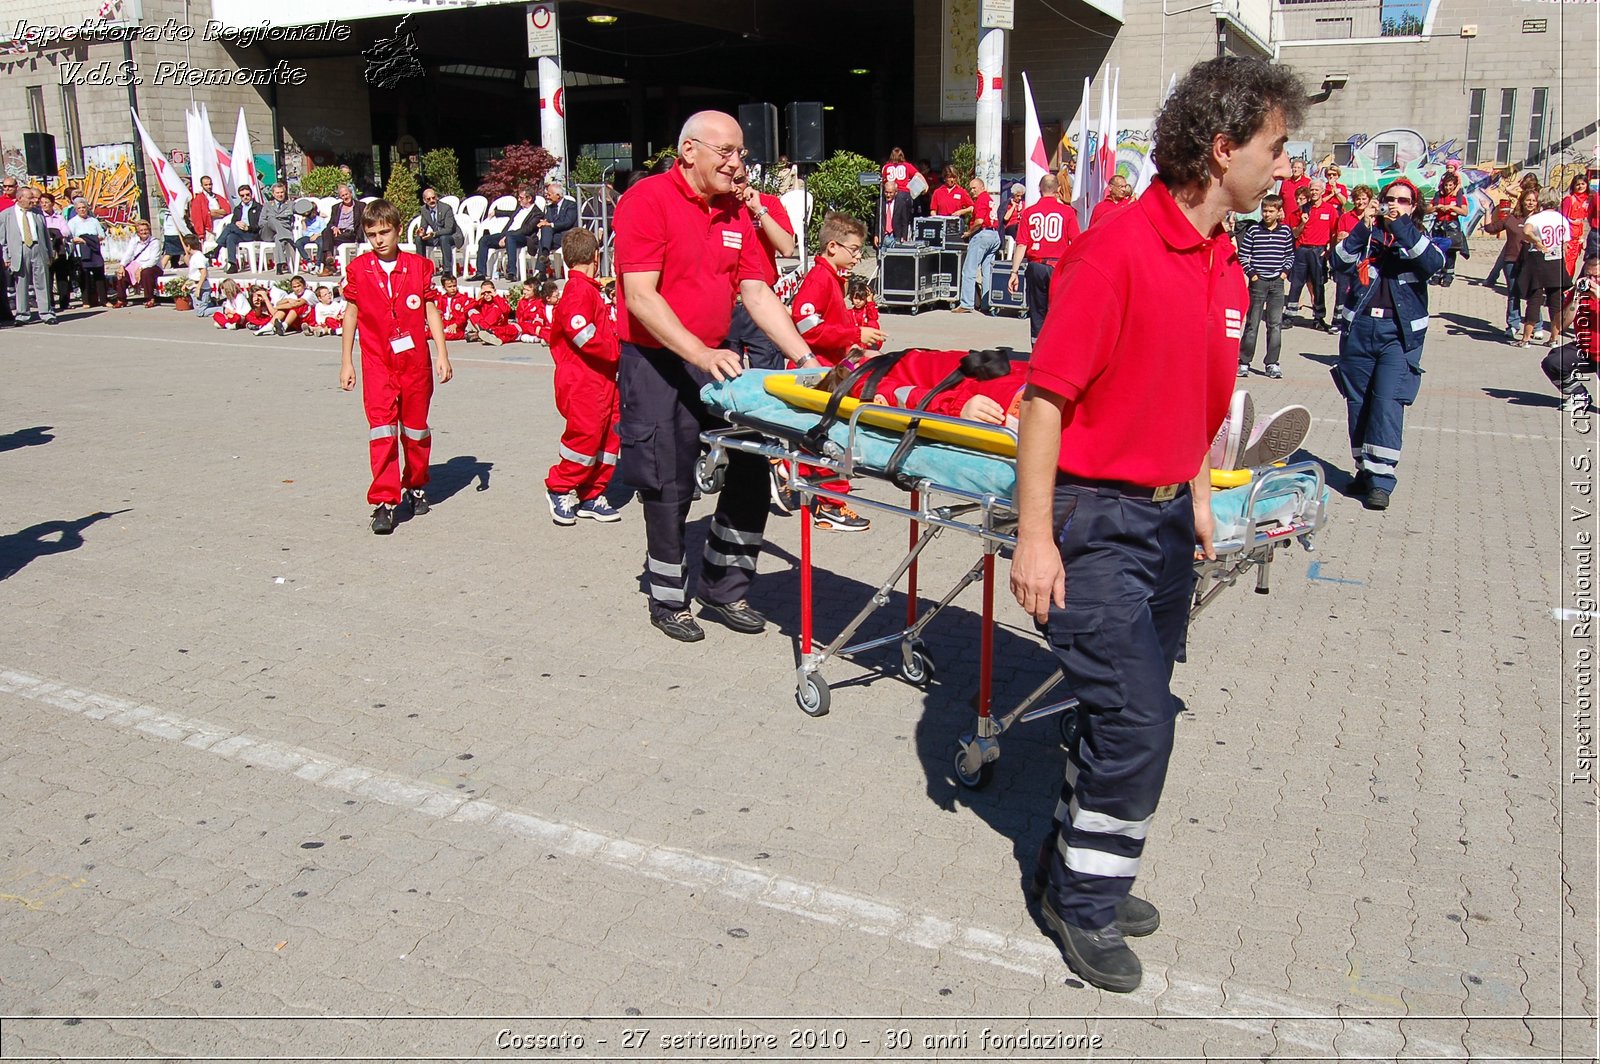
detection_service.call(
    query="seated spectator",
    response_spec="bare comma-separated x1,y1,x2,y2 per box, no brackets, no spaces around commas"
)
1001,183,1026,242
470,187,540,282
467,280,518,345
303,284,346,336
531,180,578,280
295,204,325,269
260,182,297,275
517,280,557,343
258,274,311,335
188,175,229,245
109,219,163,308
317,185,365,275
212,279,250,328
433,274,472,341
414,187,463,275
242,286,274,329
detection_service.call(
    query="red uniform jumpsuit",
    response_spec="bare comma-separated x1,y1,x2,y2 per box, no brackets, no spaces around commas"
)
343,249,438,505
518,298,553,343
434,290,472,341
546,271,621,501
470,294,518,343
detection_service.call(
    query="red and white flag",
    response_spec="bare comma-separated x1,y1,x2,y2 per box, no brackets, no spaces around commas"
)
230,108,263,203
131,107,189,218
1022,72,1049,207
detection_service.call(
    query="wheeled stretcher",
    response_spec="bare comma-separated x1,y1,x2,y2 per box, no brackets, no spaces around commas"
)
698,363,1329,788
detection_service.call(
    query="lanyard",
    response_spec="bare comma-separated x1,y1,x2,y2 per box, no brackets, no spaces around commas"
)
376,259,405,326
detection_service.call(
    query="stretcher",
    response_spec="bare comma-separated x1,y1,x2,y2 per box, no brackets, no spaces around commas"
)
698,365,1329,788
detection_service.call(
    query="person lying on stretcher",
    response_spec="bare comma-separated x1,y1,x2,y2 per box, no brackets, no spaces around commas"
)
818,348,1312,471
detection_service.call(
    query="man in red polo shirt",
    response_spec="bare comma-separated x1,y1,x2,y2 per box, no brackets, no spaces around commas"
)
1278,157,1311,229
1089,173,1134,227
722,164,796,370
1006,174,1080,343
1287,179,1340,330
614,110,818,643
1008,56,1304,993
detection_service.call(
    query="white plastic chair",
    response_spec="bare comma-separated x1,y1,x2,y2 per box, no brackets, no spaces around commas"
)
440,194,461,216
239,241,273,272
488,194,517,218
399,216,421,254
460,195,488,223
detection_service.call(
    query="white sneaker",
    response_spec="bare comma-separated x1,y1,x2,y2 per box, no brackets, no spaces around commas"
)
1533,328,1550,342
1209,390,1255,471
1239,404,1312,467
255,323,276,336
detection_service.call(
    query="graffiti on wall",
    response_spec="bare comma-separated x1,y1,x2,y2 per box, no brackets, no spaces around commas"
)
2,142,143,225
1059,124,1156,188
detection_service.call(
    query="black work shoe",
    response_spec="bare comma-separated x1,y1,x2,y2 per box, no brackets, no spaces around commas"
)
1031,842,1160,937
406,488,429,516
1364,488,1391,511
1348,471,1371,498
651,609,705,643
371,504,397,534
696,596,766,634
1041,897,1143,993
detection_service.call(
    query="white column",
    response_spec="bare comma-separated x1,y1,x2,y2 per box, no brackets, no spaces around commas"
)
974,28,1004,193
538,56,568,174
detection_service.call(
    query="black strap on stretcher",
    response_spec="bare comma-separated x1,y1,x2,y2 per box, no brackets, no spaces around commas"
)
882,347,1015,490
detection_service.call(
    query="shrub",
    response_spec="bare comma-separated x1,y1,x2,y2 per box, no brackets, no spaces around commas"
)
571,155,604,186
300,165,346,197
478,142,559,200
384,163,420,229
420,149,463,199
950,139,977,185
802,150,879,250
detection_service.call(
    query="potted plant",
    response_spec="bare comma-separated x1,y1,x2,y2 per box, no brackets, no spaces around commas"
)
164,277,193,311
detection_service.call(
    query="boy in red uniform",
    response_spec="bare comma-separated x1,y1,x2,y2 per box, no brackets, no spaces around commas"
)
544,228,623,524
789,213,889,531
433,275,472,341
468,281,518,345
338,199,454,535
518,280,557,344
1006,174,1081,343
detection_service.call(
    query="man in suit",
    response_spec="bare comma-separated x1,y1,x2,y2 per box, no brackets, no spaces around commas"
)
217,185,264,273
470,187,539,281
1,186,58,325
415,187,463,275
259,182,297,274
531,179,579,280
878,177,913,248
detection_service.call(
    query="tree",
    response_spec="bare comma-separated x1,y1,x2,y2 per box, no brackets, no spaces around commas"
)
419,148,463,199
1381,13,1423,35
802,149,879,250
384,163,420,228
477,142,559,200
950,139,977,185
571,155,604,186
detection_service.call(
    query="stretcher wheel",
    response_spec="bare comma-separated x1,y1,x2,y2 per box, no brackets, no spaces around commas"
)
797,675,830,717
695,455,726,495
900,644,935,687
953,742,994,789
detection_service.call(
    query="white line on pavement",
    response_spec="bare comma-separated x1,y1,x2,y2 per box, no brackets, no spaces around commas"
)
1308,415,1552,441
0,668,1509,1057
53,332,551,369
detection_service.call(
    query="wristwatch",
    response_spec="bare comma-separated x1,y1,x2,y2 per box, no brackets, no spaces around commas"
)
753,207,770,222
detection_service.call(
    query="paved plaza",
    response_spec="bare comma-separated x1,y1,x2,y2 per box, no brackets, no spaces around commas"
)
0,248,1595,1061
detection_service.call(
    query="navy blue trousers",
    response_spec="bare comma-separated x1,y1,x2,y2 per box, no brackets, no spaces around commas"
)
1332,315,1423,493
1041,484,1197,931
617,343,769,616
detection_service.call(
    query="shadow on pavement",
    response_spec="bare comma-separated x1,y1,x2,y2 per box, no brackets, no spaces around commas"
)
1481,387,1562,409
0,426,54,453
1438,311,1505,341
429,455,493,502
0,510,126,581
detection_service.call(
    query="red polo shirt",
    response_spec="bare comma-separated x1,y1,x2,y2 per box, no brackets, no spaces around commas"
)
930,184,972,217
1279,175,1311,228
1029,179,1244,486
971,191,995,229
750,191,794,286
342,250,436,358
1298,199,1341,246
1016,199,1080,263
613,164,766,348
1089,196,1132,227
882,161,921,192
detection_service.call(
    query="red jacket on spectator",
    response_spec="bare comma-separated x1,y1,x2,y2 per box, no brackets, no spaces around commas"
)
434,290,473,340
470,294,518,343
518,297,554,343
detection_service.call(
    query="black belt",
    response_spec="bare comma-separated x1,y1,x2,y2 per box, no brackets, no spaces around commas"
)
1057,475,1188,502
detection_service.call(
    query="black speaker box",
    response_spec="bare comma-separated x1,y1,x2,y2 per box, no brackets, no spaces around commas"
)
786,102,824,164
738,103,779,166
23,132,58,177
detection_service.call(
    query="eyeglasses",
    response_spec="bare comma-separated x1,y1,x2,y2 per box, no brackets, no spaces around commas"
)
836,242,864,257
1382,196,1413,205
689,138,748,162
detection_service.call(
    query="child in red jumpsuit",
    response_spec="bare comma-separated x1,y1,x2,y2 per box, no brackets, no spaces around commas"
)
787,212,890,531
469,281,518,346
338,199,454,535
518,280,557,344
433,276,473,342
544,228,622,525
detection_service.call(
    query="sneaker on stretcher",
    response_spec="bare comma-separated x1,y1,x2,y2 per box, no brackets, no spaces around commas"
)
1208,390,1255,471
1238,404,1312,468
